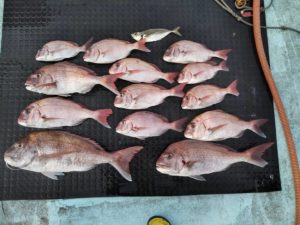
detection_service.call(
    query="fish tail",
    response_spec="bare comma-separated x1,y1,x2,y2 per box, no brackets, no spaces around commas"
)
172,26,182,36
226,80,239,96
248,119,268,138
243,142,273,167
135,39,151,52
218,60,229,72
215,49,232,61
163,72,178,83
92,109,113,128
170,117,189,132
170,83,186,97
80,37,94,52
111,146,143,181
97,73,124,95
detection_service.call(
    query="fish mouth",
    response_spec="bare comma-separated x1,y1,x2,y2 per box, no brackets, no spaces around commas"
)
184,130,193,139
17,117,27,126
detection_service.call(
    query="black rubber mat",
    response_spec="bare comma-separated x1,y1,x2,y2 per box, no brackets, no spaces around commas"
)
0,0,281,200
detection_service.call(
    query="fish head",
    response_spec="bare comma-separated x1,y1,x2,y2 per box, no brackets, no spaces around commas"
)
116,119,133,134
131,32,142,41
109,61,125,74
163,46,182,62
184,120,204,139
177,71,192,83
114,90,133,108
35,46,51,61
18,104,41,127
25,70,54,91
83,48,99,62
4,135,38,169
156,147,184,175
181,94,197,109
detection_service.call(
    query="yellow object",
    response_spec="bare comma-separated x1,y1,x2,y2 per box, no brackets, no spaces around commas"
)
235,0,247,9
147,216,171,225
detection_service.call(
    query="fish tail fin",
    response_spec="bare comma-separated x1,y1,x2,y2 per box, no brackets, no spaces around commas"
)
218,60,229,72
243,142,273,167
80,37,94,52
97,73,124,95
170,83,186,97
92,109,113,128
163,72,178,83
215,49,232,61
248,119,268,138
226,80,239,96
170,117,189,132
111,146,143,181
135,39,151,52
172,26,182,36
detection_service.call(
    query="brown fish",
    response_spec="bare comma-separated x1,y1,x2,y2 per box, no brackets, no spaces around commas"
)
25,62,122,95
114,83,185,109
184,110,268,141
18,97,112,128
35,38,93,61
156,139,273,181
163,40,231,64
4,131,143,181
116,111,188,139
181,80,239,109
177,60,229,84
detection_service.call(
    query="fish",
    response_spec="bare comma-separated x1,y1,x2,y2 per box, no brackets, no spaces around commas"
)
131,26,182,42
181,80,239,109
83,39,150,64
35,37,93,61
114,83,185,109
163,40,232,64
18,97,113,128
177,60,229,84
116,111,188,139
109,58,178,84
184,110,268,141
156,139,273,181
4,131,143,181
25,61,122,95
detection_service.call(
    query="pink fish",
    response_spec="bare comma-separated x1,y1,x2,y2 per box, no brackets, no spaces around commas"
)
177,60,229,84
181,80,239,109
114,83,185,109
109,58,177,83
83,39,150,64
18,97,112,128
184,110,268,141
163,40,231,64
116,111,188,139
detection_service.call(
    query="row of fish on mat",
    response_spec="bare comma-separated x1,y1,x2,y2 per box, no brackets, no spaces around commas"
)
4,27,273,182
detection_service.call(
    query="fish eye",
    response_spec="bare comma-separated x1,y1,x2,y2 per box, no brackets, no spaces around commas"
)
36,73,41,78
166,153,173,160
25,108,31,114
190,122,196,128
17,143,23,148
33,150,38,154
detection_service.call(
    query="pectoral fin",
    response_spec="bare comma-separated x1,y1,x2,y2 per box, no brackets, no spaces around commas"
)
132,126,147,132
198,95,211,102
207,124,227,133
41,116,62,121
36,82,57,88
41,172,64,180
189,175,206,181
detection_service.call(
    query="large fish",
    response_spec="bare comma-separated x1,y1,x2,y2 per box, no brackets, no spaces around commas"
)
116,111,188,139
184,110,268,141
131,27,182,42
109,58,178,83
163,40,231,64
156,139,273,181
181,80,239,109
18,97,112,128
25,62,122,95
177,61,229,84
114,83,185,109
83,39,150,64
35,38,93,61
4,131,143,181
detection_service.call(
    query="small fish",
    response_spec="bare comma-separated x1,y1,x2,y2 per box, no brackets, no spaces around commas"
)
163,40,232,64
83,39,150,64
109,58,178,84
184,110,268,141
25,61,122,95
4,131,143,181
18,97,112,128
181,80,239,109
114,83,185,109
116,111,188,139
131,27,182,42
177,60,229,84
156,139,273,181
35,37,93,61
